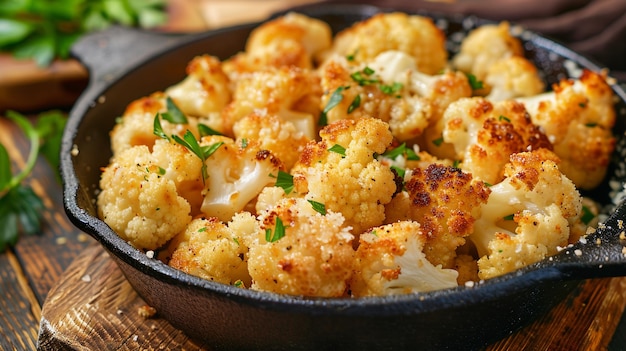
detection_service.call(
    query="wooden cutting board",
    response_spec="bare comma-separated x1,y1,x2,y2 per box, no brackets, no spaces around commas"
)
37,242,626,350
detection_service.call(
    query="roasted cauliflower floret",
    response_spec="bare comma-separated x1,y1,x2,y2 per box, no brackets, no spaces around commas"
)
167,213,259,286
386,164,491,268
247,197,355,297
97,140,196,250
470,149,584,279
441,97,553,185
200,136,282,222
485,56,545,101
221,66,322,139
350,221,459,296
292,118,398,235
452,22,524,81
320,12,447,74
320,50,471,142
223,12,332,78
517,69,617,189
165,55,231,134
232,110,310,171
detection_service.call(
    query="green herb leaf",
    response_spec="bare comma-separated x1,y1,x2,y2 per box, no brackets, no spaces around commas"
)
498,115,510,123
0,18,32,47
380,82,403,96
320,86,348,125
347,94,361,114
432,137,444,147
0,144,11,190
153,114,169,140
198,123,222,137
382,142,420,161
35,110,67,181
307,200,326,215
350,70,379,86
265,217,287,242
581,205,595,225
328,144,346,157
172,131,223,183
465,73,484,90
503,214,515,221
391,165,406,179
271,170,294,194
240,138,248,149
161,97,188,124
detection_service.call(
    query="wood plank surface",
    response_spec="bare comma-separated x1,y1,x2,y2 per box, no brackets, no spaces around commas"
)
38,242,626,350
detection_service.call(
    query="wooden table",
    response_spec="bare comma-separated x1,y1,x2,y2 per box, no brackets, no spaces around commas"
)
2,1,626,349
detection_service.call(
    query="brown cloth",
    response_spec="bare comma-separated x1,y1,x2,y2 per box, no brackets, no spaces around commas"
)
329,0,626,82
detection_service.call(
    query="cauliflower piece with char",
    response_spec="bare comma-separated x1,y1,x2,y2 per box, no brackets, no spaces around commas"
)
232,110,310,171
221,66,321,139
441,97,553,185
292,118,398,235
517,69,616,189
452,22,524,81
320,12,448,74
350,221,459,297
98,139,198,250
247,197,355,297
165,55,231,134
386,164,491,269
167,213,259,286
223,12,332,79
201,136,282,222
470,149,584,279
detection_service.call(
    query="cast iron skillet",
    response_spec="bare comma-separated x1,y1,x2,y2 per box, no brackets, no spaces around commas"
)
60,3,626,350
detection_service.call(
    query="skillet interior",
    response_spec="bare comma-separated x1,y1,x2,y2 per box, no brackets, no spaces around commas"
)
60,4,626,350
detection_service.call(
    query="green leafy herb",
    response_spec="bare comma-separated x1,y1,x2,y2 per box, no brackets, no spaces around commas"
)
382,142,420,161
172,131,223,183
240,138,248,149
307,200,326,215
346,50,358,61
452,160,461,169
391,165,406,179
465,73,484,90
581,205,595,225
160,97,188,124
328,144,346,157
271,170,294,194
348,94,361,114
198,123,223,137
432,137,444,147
0,110,66,251
498,115,511,123
379,82,403,96
0,0,167,66
585,122,598,128
320,86,349,126
265,217,287,242
234,279,244,288
350,69,379,86
503,214,515,221
153,114,169,140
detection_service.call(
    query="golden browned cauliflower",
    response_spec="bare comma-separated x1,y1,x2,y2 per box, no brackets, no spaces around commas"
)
98,139,201,250
385,164,491,269
452,22,524,81
232,110,310,171
165,55,231,134
222,12,332,78
221,66,322,139
470,149,584,279
440,97,553,185
517,69,617,189
319,50,471,142
292,118,398,235
350,221,459,297
200,135,282,222
484,56,546,101
320,12,448,74
246,197,355,297
167,213,258,286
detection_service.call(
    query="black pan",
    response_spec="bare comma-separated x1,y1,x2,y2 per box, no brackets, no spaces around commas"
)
60,3,626,350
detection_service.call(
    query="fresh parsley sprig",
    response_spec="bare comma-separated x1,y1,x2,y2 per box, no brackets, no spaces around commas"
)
0,110,67,252
0,0,167,66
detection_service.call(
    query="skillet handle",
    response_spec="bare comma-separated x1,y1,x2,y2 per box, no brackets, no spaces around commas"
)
69,26,189,92
544,200,626,280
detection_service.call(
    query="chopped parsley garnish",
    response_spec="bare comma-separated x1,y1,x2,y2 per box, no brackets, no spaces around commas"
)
581,205,595,225
503,214,515,221
328,144,347,157
348,94,361,113
585,122,598,128
241,138,248,149
498,115,511,123
198,123,223,137
271,170,294,194
160,97,188,124
432,137,444,147
172,131,223,183
465,73,484,90
380,82,404,96
265,217,287,242
234,280,244,288
382,142,420,161
307,200,326,215
391,165,406,179
452,160,461,169
153,114,170,140
320,86,349,126
346,50,358,61
350,69,379,86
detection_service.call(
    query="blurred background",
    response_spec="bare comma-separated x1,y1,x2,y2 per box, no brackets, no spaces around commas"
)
1,0,624,113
